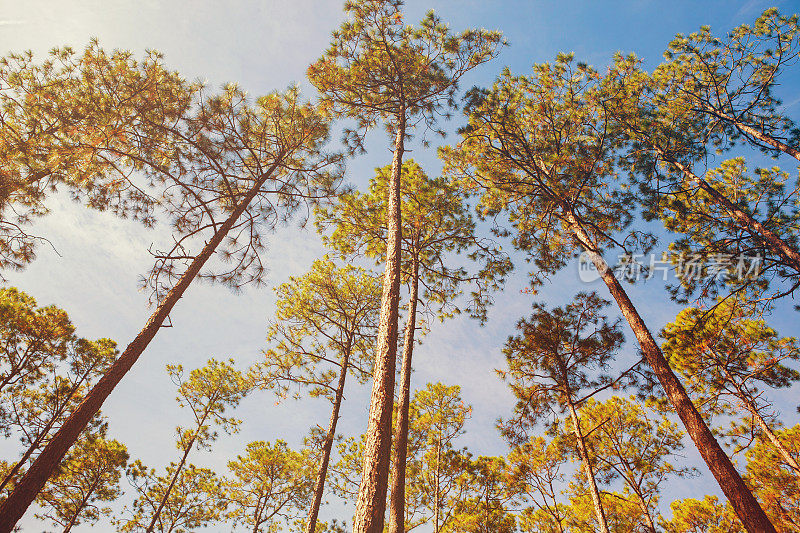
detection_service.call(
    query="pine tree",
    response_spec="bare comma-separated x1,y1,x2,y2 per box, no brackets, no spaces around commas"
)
308,3,502,528
252,259,381,532
34,431,128,532
499,293,625,533
442,53,775,532
0,76,343,529
316,160,510,528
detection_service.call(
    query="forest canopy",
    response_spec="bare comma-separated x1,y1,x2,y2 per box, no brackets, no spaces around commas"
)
0,2,799,532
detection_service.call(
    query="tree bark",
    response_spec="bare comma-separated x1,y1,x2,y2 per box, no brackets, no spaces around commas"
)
0,159,284,533
387,259,420,533
565,396,609,533
632,490,657,533
305,348,351,533
565,211,777,533
434,441,441,533
352,113,405,533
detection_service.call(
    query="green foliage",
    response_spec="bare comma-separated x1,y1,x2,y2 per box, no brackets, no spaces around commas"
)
120,462,226,532
660,495,744,533
499,292,625,441
308,0,503,148
35,432,128,531
661,299,800,446
655,8,800,156
442,54,648,287
0,41,345,297
576,396,694,528
168,358,249,451
225,440,316,532
745,424,800,530
507,436,569,533
404,383,472,531
0,287,118,494
254,258,381,402
0,40,192,270
444,455,516,533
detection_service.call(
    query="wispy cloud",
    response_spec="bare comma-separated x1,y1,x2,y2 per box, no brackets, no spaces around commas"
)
0,20,25,26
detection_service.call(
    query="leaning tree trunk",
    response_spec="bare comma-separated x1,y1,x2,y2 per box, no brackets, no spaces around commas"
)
353,111,406,533
0,362,100,494
146,428,201,533
565,212,777,533
630,487,657,533
0,159,284,533
565,393,609,533
387,258,420,533
730,379,800,477
702,106,800,161
305,347,352,533
666,157,800,276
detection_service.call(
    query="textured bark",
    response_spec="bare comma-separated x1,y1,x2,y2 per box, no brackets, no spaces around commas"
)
668,158,800,275
305,348,351,533
433,441,441,533
565,393,609,533
565,212,777,533
0,160,283,532
387,259,419,533
352,114,405,533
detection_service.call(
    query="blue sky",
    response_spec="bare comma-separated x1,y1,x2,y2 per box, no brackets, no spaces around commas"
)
2,0,799,530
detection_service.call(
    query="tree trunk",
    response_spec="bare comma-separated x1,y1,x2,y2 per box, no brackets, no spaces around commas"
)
62,477,100,533
565,397,609,533
305,348,351,533
0,368,95,494
631,489,657,533
434,441,441,533
387,259,420,533
666,157,800,275
352,112,405,533
0,159,284,533
145,432,198,533
702,106,800,161
733,383,800,477
565,212,777,533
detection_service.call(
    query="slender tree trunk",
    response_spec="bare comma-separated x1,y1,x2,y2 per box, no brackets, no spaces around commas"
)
733,385,800,477
666,157,800,275
353,112,406,533
565,212,777,533
62,477,99,533
145,433,198,533
702,106,800,161
0,159,284,533
631,489,657,533
434,442,441,533
305,348,351,533
387,259,420,533
565,397,609,533
0,371,93,493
